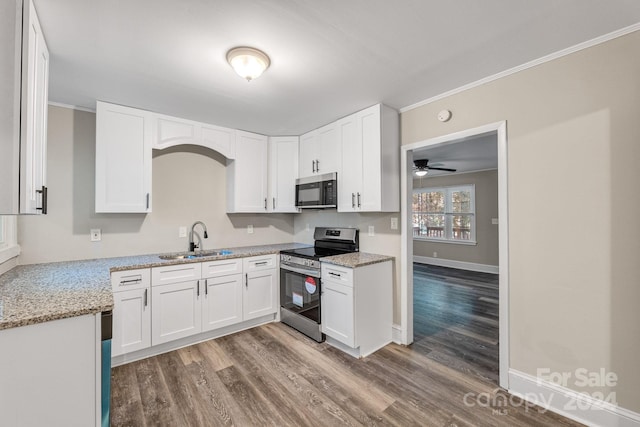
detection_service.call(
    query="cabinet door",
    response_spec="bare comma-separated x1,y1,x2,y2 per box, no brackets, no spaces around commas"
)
321,281,355,347
243,269,278,321
151,280,202,345
112,287,151,357
358,105,382,211
152,114,200,150
19,0,49,214
227,130,268,212
96,101,152,213
316,122,340,175
337,115,360,212
202,274,243,331
268,137,299,212
298,130,317,177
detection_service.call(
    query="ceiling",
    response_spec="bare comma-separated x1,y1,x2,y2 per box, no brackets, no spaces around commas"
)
35,0,640,136
413,132,498,177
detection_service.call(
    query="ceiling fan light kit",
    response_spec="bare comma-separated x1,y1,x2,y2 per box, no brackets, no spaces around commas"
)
413,159,457,175
226,46,270,81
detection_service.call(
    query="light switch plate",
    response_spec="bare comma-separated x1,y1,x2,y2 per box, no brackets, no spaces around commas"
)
179,226,187,238
492,218,499,225
90,229,101,242
368,226,375,236
247,224,254,234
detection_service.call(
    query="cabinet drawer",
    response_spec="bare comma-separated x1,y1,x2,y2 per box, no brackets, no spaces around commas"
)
321,264,353,286
152,263,202,286
201,258,242,278
243,254,277,272
111,268,151,292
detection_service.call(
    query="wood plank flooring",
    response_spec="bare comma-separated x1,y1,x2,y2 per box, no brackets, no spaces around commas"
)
413,263,500,385
111,265,582,426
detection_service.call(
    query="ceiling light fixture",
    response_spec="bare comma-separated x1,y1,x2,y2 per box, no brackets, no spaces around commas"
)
415,169,428,177
226,46,270,82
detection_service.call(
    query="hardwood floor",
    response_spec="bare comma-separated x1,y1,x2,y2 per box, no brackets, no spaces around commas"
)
111,322,581,425
413,263,500,385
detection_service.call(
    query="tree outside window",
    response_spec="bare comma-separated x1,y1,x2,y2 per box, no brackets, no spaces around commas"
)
412,185,475,243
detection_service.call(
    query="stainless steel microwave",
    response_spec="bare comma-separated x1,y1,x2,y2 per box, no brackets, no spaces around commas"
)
295,172,337,209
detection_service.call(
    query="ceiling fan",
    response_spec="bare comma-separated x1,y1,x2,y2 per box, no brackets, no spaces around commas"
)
413,159,456,176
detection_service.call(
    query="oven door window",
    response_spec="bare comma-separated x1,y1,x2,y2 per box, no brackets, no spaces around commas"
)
280,269,320,323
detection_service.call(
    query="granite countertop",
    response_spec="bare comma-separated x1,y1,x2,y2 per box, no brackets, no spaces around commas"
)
320,252,394,268
0,242,311,331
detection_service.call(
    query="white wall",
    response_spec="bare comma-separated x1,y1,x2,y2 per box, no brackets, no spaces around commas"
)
17,106,295,264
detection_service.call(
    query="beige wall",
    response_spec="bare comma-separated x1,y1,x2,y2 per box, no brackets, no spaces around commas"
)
402,31,640,411
413,169,498,266
17,106,295,264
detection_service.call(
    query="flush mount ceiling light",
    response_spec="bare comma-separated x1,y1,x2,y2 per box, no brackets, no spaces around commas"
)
226,46,270,82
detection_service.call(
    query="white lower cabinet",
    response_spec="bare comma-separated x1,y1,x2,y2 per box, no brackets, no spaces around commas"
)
321,260,392,358
111,268,151,357
111,254,279,359
112,288,151,356
152,279,203,345
243,255,278,321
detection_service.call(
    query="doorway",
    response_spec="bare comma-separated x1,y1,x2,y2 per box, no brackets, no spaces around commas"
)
400,121,509,389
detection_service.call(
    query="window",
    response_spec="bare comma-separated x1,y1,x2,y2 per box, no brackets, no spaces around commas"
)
413,185,476,243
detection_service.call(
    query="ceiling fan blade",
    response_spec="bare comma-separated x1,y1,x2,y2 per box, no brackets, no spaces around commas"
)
428,167,457,172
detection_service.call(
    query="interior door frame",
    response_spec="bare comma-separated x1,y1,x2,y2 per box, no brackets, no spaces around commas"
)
399,120,510,389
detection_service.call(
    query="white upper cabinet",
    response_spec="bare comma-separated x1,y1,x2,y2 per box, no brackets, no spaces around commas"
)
152,113,236,159
226,130,269,213
268,136,299,213
298,122,340,178
96,101,153,213
337,104,399,212
0,0,49,215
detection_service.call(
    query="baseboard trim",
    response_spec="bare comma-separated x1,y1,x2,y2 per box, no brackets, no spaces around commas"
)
508,369,640,427
413,255,499,274
391,323,403,344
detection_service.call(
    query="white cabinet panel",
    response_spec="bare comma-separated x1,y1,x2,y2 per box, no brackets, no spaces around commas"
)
152,280,202,345
244,268,278,321
112,287,151,357
0,0,49,215
201,124,235,159
95,101,152,213
111,268,150,292
268,136,299,212
153,114,199,149
337,104,399,213
0,314,98,427
152,262,201,286
201,258,242,278
202,274,243,331
226,130,268,213
321,281,355,347
298,123,339,179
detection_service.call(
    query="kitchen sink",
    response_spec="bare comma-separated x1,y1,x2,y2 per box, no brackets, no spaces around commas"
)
159,250,233,260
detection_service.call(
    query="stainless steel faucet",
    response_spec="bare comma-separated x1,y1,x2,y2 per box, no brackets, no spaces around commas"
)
189,221,208,252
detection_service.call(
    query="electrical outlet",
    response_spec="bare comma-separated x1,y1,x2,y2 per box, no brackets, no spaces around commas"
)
368,226,375,236
90,229,101,242
247,224,254,234
305,223,310,232
433,252,438,258
492,218,499,225
179,226,187,238
390,217,398,230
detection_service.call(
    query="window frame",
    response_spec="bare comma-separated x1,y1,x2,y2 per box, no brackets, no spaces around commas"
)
412,184,477,245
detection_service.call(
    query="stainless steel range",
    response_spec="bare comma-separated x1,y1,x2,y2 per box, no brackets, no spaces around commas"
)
279,227,359,342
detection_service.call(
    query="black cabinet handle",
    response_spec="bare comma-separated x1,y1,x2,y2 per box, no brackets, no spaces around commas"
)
36,186,47,214
143,288,148,307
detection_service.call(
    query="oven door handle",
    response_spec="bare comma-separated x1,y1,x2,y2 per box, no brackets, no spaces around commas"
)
280,264,320,278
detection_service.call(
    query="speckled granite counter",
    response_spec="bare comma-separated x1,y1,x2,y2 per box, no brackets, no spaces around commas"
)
0,243,311,331
320,252,394,268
